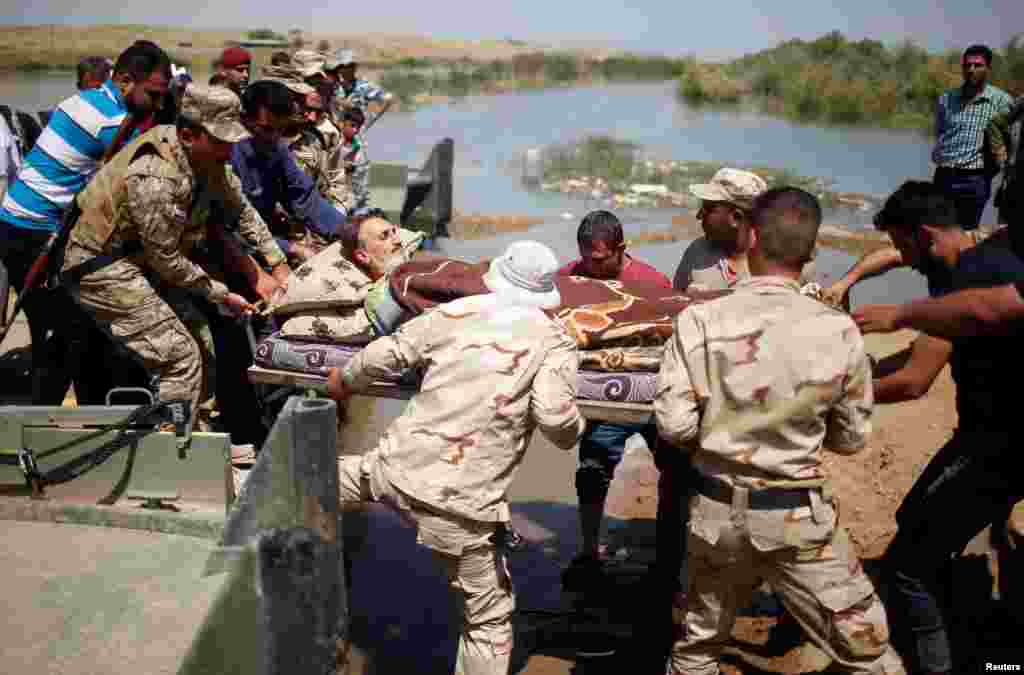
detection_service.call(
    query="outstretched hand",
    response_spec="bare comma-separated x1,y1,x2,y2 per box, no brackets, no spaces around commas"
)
851,303,901,334
222,292,257,318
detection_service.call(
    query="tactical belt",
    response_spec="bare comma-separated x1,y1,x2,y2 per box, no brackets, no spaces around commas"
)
695,473,811,510
61,240,144,286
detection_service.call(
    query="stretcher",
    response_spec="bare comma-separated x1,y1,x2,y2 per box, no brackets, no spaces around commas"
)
246,364,655,426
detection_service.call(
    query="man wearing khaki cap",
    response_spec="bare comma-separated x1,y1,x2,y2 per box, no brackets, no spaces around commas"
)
673,167,816,292
60,84,268,425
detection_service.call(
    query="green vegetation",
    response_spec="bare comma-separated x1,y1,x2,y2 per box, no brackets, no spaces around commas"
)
246,28,286,42
377,52,691,106
539,135,845,208
677,31,1024,131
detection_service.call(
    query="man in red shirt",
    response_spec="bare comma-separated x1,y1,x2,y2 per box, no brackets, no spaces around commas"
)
559,209,672,287
558,212,676,653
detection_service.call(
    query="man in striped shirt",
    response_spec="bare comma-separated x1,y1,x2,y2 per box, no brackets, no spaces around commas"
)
0,42,171,404
932,44,1012,231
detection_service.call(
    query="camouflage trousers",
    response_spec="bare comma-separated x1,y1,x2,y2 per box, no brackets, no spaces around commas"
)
667,492,905,675
64,247,215,416
338,452,514,675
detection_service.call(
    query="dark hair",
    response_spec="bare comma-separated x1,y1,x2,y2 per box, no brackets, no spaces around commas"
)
342,107,366,126
963,44,994,66
241,80,294,118
751,187,822,268
270,51,292,66
77,56,111,86
208,73,228,87
113,42,172,82
339,209,389,255
577,210,624,248
873,181,959,233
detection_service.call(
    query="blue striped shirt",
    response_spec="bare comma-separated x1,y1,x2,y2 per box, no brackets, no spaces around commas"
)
932,84,1012,170
0,80,127,232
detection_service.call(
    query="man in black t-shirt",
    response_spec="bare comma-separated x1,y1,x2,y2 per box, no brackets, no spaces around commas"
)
855,181,1024,674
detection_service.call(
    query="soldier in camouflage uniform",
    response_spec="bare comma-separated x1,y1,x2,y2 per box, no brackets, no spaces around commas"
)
655,187,904,675
327,240,585,675
292,51,370,211
61,85,280,420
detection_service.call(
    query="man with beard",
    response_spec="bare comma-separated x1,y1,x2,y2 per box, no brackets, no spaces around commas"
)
229,80,349,265
848,182,1024,673
673,168,816,292
339,211,405,282
0,41,171,404
60,85,261,433
931,44,1011,231
261,58,352,227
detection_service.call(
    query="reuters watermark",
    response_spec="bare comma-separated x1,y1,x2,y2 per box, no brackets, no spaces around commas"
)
984,664,1022,672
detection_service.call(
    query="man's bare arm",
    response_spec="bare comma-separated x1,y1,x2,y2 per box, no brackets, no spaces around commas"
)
873,334,952,403
822,247,904,306
854,284,1024,338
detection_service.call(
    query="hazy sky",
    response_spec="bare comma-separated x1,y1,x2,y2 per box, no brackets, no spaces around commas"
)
2,0,1022,60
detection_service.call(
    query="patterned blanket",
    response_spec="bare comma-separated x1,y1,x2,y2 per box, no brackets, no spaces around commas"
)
379,258,726,349
253,332,658,402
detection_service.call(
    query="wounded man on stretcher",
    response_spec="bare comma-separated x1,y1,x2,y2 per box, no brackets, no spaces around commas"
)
251,233,728,408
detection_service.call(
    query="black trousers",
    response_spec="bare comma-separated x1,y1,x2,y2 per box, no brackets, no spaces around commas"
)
0,220,146,404
882,429,1020,672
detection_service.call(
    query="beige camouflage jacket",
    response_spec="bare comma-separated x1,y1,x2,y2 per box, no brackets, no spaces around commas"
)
67,136,229,301
286,128,353,212
654,276,873,491
340,293,586,523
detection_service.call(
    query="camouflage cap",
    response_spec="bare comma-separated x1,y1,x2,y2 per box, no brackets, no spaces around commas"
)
689,168,768,211
292,50,327,79
261,75,316,96
179,83,250,143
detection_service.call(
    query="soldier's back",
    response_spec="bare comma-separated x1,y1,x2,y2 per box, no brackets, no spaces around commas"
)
683,276,869,488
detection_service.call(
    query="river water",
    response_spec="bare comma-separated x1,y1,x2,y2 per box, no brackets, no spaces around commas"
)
1,73,932,305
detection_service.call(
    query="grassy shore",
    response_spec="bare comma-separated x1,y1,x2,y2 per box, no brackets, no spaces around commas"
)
677,31,1024,132
0,24,693,110
0,24,615,73
535,135,863,211
0,24,681,83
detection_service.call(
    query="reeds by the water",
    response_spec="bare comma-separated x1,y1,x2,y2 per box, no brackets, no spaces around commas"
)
677,31,1024,132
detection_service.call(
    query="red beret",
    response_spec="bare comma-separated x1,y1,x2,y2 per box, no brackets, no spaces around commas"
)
220,47,252,69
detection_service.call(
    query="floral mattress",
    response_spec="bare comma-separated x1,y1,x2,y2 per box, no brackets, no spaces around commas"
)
253,332,658,404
